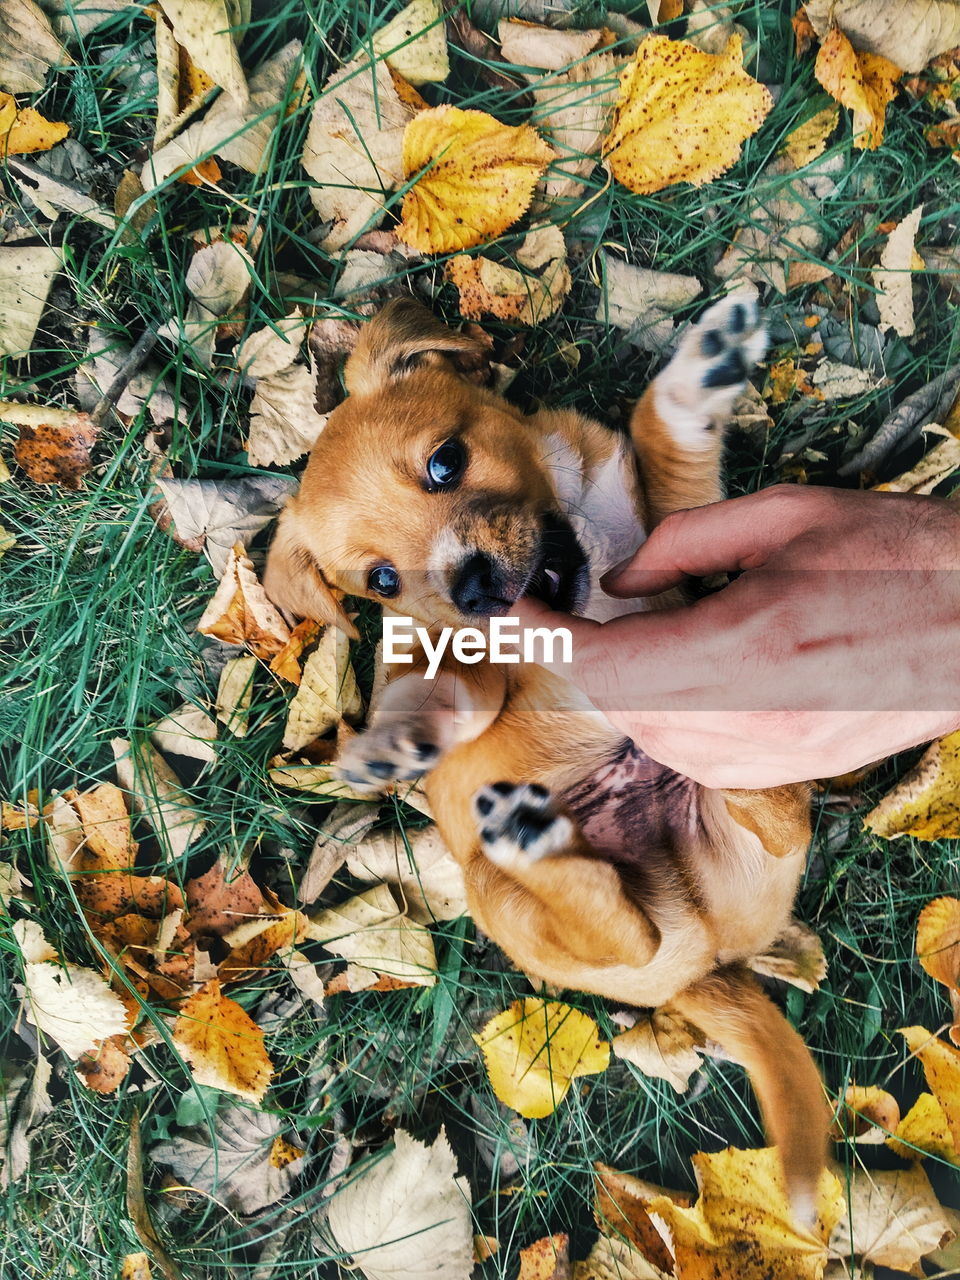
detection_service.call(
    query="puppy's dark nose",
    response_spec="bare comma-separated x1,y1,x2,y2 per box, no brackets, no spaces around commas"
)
451,553,514,615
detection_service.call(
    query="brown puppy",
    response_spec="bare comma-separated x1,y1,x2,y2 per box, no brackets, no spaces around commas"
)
266,295,830,1214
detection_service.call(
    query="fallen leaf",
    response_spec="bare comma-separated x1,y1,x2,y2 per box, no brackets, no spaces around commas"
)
804,0,960,74
120,1253,152,1280
80,327,184,427
282,627,362,750
298,802,379,904
595,253,702,351
519,1233,571,1280
446,224,571,324
398,105,554,253
602,34,772,194
155,0,247,106
648,1147,845,1280
326,1128,473,1280
152,8,215,157
887,1090,960,1164
0,1052,52,1188
593,1163,680,1273
11,409,96,489
611,1007,705,1093
830,1084,901,1144
474,998,610,1119
747,919,828,993
154,474,298,578
875,427,960,495
0,91,68,156
268,618,321,686
152,1103,300,1213
13,919,130,1059
573,1232,668,1279
865,729,960,840
279,948,326,1009
0,0,66,93
683,0,744,56
215,654,256,736
246,361,327,467
112,737,206,861
160,239,254,367
76,1035,133,1094
172,978,272,1102
151,704,218,765
780,106,839,167
236,309,306,379
197,543,291,659
185,855,265,941
70,781,137,871
874,203,923,336
917,896,960,1003
268,760,373,801
306,882,437,986
345,824,468,924
0,242,60,356
498,20,606,70
373,0,449,86
827,1164,953,1271
792,7,817,57
303,54,418,251
811,359,884,400
814,27,901,150
901,1025,960,1145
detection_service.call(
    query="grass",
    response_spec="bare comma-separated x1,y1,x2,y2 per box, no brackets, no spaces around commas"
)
1,0,960,1276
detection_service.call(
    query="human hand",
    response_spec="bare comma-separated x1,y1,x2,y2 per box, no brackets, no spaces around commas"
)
514,485,960,788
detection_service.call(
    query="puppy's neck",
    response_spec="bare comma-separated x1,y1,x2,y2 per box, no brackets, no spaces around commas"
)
535,411,649,622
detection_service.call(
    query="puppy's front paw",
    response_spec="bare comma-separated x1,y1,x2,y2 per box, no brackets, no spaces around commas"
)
337,719,442,792
655,289,767,445
473,782,575,868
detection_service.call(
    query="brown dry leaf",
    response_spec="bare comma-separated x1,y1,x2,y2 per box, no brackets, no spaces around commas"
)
155,0,247,106
830,1084,901,1144
246,361,327,467
152,9,215,156
781,106,839,167
0,244,61,355
593,1163,679,1274
874,425,960,493
0,0,67,93
446,224,571,325
519,1233,571,1280
303,54,418,251
0,91,68,156
151,703,218,765
648,1147,844,1280
887,1090,960,1164
269,618,321,685
218,891,307,982
602,34,772,194
345,824,468,924
926,119,960,148
12,410,97,490
185,855,265,942
827,1164,953,1271
574,1233,669,1280
398,106,554,253
474,999,610,1119
306,881,437,987
112,737,206,861
120,1253,152,1280
197,543,291,659
372,0,449,86
814,27,901,151
76,1035,133,1094
70,782,137,871
173,978,272,1102
792,7,817,57
215,654,256,737
498,21,606,70
747,918,828,993
901,1025,960,1144
268,759,373,801
282,626,362,751
159,239,254,367
865,729,960,840
594,253,702,351
804,0,960,74
611,1007,705,1093
326,1128,473,1280
874,203,923,336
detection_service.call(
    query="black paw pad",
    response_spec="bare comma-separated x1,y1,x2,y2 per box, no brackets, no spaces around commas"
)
699,329,724,358
510,809,553,850
491,781,514,796
728,303,747,334
365,760,397,780
528,783,550,801
480,826,496,844
703,350,746,389
414,741,439,761
475,794,494,817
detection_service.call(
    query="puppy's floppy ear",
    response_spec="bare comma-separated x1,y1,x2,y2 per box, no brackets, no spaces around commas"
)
344,296,489,396
264,501,359,640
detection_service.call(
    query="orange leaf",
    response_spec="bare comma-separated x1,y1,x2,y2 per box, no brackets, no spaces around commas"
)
71,783,137,872
76,1035,133,1094
0,92,69,157
269,1134,304,1168
518,1233,570,1280
13,412,98,490
197,543,291,659
814,27,901,150
269,618,322,685
173,978,273,1102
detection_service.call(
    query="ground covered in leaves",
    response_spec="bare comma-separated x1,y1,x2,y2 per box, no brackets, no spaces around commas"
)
2,0,960,1277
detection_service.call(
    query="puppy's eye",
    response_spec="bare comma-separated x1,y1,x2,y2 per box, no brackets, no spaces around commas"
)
425,439,466,492
368,564,400,597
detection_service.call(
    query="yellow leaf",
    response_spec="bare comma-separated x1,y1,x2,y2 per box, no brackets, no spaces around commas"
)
830,1084,900,1144
69,782,136,872
901,1026,960,1146
474,998,610,1118
173,978,272,1102
648,1147,844,1280
155,0,248,107
804,0,960,74
446,224,571,325
0,91,68,156
372,0,449,87
611,1006,705,1093
197,542,291,659
780,106,839,167
865,730,960,840
120,1253,152,1280
827,1164,953,1271
887,1091,960,1165
398,106,554,253
282,626,362,751
917,896,960,995
814,27,901,150
518,1233,571,1280
269,618,321,686
601,34,773,195
593,1162,682,1273
873,203,923,337
112,737,206,862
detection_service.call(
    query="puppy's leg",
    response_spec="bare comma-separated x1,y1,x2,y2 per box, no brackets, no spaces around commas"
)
630,290,767,526
338,659,506,792
471,782,660,966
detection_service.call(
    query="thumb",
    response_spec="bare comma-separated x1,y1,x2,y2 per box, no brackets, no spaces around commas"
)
510,597,604,678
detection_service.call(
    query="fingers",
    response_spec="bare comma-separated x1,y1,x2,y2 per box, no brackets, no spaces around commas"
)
602,485,840,597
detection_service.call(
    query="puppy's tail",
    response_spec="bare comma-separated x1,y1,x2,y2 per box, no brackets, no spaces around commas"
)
670,964,830,1222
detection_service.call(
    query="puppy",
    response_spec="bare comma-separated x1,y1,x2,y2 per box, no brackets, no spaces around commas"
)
266,294,830,1212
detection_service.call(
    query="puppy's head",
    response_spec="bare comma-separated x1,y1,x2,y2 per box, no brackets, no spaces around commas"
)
265,298,588,631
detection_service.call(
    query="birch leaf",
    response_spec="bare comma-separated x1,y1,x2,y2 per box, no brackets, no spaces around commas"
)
173,978,272,1102
306,882,437,986
446,224,571,324
780,106,839,167
246,361,327,467
372,0,449,87
874,203,923,336
0,0,66,93
611,1008,705,1093
887,1090,960,1164
874,427,960,495
814,27,901,151
12,409,97,489
595,253,701,351
803,0,960,74
327,1128,473,1280
827,1164,953,1271
0,91,68,157
900,1025,960,1146
831,1084,900,1144
865,729,960,840
216,654,256,737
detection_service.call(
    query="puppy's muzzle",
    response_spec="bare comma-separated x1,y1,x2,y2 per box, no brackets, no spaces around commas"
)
451,552,520,616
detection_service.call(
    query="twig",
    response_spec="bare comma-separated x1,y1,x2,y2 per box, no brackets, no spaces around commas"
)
127,1108,184,1280
90,325,160,428
839,361,960,477
441,0,534,109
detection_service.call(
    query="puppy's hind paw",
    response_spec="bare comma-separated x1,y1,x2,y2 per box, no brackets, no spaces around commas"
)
655,288,767,444
473,781,575,868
